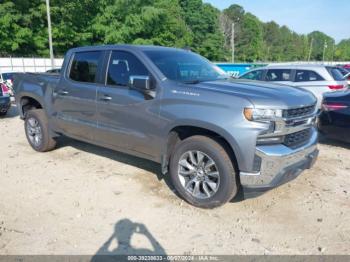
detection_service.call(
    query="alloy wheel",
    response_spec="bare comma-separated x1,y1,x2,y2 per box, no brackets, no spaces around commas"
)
177,150,220,199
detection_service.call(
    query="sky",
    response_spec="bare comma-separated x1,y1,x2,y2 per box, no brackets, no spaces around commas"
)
204,0,349,43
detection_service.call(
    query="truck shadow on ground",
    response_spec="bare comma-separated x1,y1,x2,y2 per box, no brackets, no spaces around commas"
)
91,219,166,261
56,137,244,204
56,136,176,191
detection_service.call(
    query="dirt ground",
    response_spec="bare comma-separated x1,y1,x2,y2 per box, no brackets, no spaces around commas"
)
0,105,349,255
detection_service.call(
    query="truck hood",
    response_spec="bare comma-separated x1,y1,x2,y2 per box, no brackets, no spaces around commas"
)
195,79,317,109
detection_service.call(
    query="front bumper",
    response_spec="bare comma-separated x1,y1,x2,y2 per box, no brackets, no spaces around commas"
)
239,127,318,193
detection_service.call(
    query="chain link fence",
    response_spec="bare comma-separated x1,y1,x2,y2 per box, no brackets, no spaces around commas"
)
0,57,64,73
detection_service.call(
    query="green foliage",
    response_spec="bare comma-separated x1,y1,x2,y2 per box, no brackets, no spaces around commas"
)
93,0,192,48
0,0,44,56
221,4,350,62
308,31,335,61
335,39,350,61
50,0,97,54
179,0,225,60
236,13,264,62
0,0,349,61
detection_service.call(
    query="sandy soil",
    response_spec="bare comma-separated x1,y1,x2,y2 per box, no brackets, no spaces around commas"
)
0,105,349,255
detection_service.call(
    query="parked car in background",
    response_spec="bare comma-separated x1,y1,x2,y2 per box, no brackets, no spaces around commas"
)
342,64,350,70
239,65,348,108
0,72,17,96
319,90,350,143
13,45,319,208
46,68,61,74
0,82,11,96
336,66,349,76
336,66,350,86
0,83,11,116
0,72,15,85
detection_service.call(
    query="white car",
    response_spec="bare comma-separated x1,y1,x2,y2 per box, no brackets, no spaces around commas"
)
239,65,348,109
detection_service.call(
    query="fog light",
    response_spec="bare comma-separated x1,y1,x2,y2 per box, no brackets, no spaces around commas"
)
252,155,262,172
257,136,283,145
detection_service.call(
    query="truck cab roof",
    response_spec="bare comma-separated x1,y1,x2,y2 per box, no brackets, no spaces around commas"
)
68,44,187,53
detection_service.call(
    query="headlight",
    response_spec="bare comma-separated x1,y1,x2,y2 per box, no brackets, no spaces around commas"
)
244,108,283,121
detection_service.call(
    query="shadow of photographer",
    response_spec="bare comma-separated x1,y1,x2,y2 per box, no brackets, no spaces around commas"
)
91,219,166,261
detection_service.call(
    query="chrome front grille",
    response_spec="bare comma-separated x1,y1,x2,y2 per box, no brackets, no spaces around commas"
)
283,104,316,118
283,128,312,148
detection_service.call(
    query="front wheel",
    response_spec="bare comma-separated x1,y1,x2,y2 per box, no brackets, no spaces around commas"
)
24,109,56,152
169,135,238,208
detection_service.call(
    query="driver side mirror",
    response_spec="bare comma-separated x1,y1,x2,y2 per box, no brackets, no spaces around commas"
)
129,75,153,90
128,75,155,98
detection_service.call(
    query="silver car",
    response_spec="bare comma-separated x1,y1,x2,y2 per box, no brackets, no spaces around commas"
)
239,64,348,108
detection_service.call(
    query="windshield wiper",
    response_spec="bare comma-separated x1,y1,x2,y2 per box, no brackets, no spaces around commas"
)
183,80,201,84
183,77,231,84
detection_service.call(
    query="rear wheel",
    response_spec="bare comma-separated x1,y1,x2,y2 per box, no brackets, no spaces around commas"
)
24,109,56,152
169,135,238,208
0,111,7,116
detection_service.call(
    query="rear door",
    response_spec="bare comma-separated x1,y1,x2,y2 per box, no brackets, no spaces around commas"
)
52,51,104,141
95,50,161,159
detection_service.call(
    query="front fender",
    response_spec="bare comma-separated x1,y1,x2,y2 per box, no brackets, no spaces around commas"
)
161,119,245,171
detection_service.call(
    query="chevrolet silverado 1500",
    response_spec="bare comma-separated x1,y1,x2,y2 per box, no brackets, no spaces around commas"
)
14,45,319,208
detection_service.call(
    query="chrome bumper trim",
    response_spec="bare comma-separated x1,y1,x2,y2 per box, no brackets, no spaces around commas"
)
240,127,318,188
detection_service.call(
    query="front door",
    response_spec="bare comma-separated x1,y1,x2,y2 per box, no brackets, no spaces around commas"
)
95,50,161,159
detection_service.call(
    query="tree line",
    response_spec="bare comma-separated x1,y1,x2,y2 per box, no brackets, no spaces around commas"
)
0,0,349,62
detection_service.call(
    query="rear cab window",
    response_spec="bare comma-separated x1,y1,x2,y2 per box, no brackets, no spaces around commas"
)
326,67,345,81
295,70,324,82
69,51,103,83
265,69,292,81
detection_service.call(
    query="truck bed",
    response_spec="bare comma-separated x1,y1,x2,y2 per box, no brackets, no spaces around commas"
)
13,72,60,95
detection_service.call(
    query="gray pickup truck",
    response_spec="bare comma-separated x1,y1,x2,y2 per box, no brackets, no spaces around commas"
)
14,45,319,208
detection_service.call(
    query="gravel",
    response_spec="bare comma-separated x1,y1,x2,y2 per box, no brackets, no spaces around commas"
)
0,106,349,255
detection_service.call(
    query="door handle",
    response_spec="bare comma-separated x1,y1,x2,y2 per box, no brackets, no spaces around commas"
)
58,90,69,95
100,95,112,101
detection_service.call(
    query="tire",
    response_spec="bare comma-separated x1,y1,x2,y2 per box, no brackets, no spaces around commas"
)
24,109,56,152
0,111,7,116
169,135,238,208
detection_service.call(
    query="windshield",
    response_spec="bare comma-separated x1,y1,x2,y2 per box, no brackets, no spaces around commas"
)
144,50,228,83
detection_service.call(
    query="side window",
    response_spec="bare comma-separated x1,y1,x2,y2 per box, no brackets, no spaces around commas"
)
107,51,149,86
295,70,324,82
240,70,263,80
69,51,102,83
266,69,292,81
